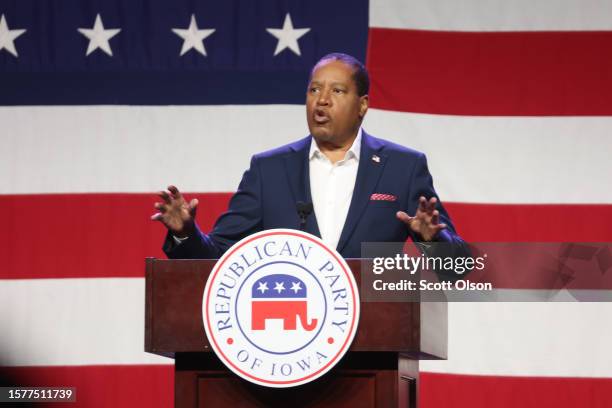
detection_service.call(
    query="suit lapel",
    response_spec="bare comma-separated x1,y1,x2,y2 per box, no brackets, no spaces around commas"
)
336,132,387,253
283,137,321,237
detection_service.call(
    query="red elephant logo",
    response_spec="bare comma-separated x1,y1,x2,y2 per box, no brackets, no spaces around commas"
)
251,274,318,331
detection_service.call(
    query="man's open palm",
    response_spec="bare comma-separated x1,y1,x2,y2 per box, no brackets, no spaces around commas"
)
151,185,198,238
396,196,447,242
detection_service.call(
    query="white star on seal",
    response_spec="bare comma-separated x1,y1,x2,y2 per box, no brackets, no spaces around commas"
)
290,282,302,294
172,14,215,57
0,14,26,57
274,281,285,294
77,14,121,57
266,13,310,57
257,281,269,294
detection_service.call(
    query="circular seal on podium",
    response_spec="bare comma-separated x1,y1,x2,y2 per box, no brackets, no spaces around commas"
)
203,229,360,387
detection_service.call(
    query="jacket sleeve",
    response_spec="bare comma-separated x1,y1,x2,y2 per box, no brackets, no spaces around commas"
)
163,156,263,259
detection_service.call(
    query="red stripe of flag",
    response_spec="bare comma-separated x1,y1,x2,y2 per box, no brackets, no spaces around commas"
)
2,194,611,279
367,28,612,116
0,365,173,408
3,366,612,408
421,372,612,408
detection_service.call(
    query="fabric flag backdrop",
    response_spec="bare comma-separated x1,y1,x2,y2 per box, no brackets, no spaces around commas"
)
1,0,612,406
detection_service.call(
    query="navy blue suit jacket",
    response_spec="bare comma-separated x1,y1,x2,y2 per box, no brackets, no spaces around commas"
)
164,131,464,259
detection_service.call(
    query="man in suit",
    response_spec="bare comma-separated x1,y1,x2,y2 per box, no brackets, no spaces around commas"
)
152,53,465,259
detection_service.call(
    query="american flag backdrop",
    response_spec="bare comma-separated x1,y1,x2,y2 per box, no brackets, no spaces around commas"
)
1,0,612,407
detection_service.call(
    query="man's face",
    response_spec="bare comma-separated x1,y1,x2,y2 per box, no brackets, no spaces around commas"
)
306,60,368,147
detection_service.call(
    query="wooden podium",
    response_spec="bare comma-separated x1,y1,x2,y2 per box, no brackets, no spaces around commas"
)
145,258,447,408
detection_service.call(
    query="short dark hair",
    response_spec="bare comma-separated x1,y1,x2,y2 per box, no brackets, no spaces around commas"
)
310,53,370,97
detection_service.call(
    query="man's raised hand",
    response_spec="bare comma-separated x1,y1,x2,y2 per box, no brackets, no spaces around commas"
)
396,196,447,242
151,185,198,238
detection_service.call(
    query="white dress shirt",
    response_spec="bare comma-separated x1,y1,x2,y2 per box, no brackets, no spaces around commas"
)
309,129,361,250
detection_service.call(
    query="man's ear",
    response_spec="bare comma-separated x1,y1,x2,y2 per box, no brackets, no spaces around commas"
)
359,95,369,118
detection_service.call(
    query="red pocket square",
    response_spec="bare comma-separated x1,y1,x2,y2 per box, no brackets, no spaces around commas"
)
370,193,397,202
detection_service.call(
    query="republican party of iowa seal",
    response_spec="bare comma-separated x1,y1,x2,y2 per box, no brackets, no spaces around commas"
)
203,229,360,387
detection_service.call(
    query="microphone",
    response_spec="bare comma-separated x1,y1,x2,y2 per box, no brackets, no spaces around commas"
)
296,201,313,231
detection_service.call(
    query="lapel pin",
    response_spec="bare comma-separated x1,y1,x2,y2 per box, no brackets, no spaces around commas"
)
372,155,380,163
